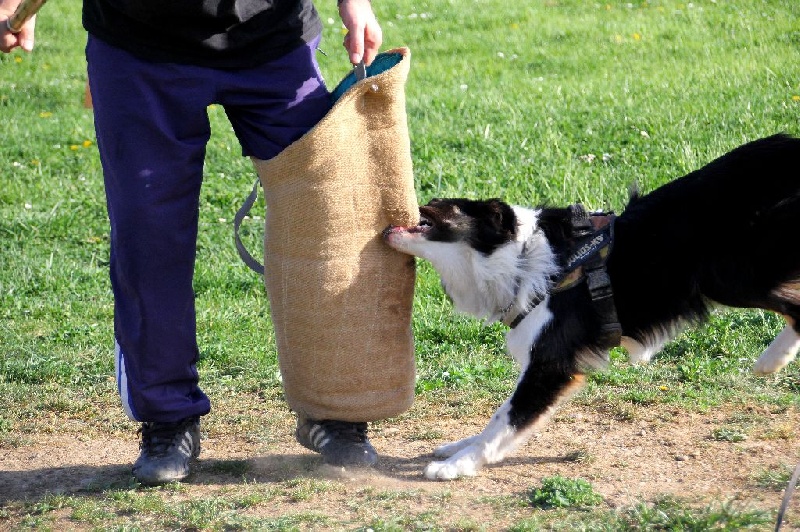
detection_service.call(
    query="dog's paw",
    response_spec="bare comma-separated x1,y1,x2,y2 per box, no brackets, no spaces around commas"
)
432,435,480,458
432,441,467,458
424,457,478,480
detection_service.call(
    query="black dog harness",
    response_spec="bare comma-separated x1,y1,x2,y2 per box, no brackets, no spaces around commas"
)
503,204,622,349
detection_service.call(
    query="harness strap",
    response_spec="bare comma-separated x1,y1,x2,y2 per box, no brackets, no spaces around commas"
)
584,248,621,349
506,205,621,349
579,209,622,348
506,292,545,328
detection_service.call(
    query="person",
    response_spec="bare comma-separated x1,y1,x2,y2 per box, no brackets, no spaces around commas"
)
0,0,385,485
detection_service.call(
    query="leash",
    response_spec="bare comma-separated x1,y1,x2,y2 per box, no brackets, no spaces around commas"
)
233,60,369,275
775,458,800,531
233,179,265,275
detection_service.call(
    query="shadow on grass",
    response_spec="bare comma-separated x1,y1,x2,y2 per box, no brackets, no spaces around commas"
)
0,451,575,504
0,463,135,505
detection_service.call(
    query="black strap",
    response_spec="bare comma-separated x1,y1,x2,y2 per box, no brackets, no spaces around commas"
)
582,206,621,349
233,179,265,275
507,293,545,328
584,254,621,349
535,205,621,349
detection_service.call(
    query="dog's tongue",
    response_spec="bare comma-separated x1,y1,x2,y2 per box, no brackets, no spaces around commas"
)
382,224,412,239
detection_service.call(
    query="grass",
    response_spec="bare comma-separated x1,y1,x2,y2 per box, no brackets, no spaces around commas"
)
510,499,772,531
753,464,795,492
12,489,775,531
1,0,799,529
527,476,604,509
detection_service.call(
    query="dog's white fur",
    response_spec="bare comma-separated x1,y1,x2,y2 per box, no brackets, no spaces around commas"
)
754,316,800,374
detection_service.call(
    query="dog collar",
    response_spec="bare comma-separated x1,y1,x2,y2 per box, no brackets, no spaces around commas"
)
498,238,548,327
503,293,544,328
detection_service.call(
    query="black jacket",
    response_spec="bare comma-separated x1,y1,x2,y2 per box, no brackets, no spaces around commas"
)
83,0,322,68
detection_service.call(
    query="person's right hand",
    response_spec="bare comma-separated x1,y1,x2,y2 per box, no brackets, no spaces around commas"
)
338,0,382,66
1,0,37,53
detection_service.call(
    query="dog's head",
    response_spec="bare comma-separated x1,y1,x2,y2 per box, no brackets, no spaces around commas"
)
383,198,518,258
384,198,559,321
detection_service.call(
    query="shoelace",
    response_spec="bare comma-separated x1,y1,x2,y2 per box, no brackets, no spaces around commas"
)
139,420,194,456
318,421,369,443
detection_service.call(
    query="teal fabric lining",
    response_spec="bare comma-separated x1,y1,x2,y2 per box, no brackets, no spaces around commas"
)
330,52,404,103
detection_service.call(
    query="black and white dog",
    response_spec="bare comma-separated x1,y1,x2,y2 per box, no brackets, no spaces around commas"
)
383,134,800,480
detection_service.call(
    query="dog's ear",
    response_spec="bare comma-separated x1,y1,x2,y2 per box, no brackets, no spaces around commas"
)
487,199,517,236
465,199,518,254
537,207,574,242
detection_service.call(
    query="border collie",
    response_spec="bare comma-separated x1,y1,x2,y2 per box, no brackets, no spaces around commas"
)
383,134,800,480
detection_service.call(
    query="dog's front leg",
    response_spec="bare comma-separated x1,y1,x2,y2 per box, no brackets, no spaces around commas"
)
431,434,483,458
424,371,586,480
424,399,519,480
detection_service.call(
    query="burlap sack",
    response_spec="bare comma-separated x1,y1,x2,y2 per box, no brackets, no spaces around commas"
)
251,48,418,422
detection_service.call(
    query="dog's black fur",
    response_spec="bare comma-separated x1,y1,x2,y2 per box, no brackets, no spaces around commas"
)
384,134,800,479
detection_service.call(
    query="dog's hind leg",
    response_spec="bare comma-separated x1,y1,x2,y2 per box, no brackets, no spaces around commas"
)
621,332,672,364
424,372,586,480
753,283,800,374
753,317,800,375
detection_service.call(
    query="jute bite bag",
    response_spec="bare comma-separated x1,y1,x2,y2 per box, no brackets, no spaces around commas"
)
247,48,418,422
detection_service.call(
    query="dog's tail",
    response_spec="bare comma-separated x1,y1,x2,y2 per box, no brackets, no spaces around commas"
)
626,183,641,206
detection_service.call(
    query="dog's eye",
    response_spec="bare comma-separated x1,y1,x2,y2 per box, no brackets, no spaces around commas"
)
419,216,432,227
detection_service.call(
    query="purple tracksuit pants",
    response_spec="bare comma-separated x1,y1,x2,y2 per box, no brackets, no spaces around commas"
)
86,35,332,422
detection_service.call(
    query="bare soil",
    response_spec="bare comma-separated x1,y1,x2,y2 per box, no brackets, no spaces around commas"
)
1,399,798,530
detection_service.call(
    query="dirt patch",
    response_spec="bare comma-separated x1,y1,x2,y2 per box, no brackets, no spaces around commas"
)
1,401,798,529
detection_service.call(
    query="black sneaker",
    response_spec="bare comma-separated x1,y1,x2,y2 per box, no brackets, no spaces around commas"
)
295,418,378,467
132,417,201,485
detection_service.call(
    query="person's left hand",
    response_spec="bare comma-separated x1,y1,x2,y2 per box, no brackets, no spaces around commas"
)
337,0,382,66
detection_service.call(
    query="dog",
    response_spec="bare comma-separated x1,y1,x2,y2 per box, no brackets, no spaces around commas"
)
383,134,800,480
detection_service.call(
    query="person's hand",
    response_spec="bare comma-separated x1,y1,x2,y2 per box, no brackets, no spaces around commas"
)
0,0,36,53
337,0,382,66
